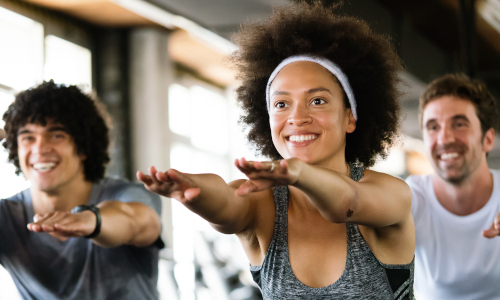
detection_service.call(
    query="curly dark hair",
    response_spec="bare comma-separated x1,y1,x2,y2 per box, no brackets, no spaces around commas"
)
230,1,402,167
2,80,110,182
419,73,499,136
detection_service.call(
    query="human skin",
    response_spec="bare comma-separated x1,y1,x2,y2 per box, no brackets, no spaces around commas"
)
138,61,414,288
18,121,161,247
421,95,500,238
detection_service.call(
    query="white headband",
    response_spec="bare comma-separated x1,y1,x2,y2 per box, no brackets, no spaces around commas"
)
265,55,358,121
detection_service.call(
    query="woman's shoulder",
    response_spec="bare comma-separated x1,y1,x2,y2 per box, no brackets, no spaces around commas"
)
361,169,408,186
360,169,412,204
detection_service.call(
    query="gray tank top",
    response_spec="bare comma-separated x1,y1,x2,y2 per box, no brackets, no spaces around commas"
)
250,164,414,299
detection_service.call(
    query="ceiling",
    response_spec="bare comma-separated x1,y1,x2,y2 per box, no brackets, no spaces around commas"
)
17,0,500,164
147,0,290,40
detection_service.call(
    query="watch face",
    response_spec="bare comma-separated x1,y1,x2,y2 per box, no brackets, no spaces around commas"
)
71,205,94,214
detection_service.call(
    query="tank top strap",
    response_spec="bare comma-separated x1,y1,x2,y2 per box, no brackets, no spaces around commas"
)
271,185,290,246
349,162,364,182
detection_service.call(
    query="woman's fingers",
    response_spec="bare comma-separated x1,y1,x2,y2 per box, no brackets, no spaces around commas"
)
235,158,253,174
149,166,161,185
136,171,153,185
236,158,283,174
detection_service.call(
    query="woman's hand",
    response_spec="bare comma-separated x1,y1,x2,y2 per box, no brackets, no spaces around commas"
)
234,157,302,196
137,166,201,203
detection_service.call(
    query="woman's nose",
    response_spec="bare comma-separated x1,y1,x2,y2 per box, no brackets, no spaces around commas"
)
288,106,312,126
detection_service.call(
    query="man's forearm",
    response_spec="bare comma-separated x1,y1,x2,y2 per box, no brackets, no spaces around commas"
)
93,201,161,248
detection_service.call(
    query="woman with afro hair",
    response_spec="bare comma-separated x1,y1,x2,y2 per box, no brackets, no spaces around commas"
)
139,2,414,299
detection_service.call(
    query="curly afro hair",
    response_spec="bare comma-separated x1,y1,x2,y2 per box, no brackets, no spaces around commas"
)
230,1,402,167
2,80,110,182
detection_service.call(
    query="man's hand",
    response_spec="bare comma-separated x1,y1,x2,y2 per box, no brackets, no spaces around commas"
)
137,166,201,204
482,211,500,238
27,211,96,241
234,157,301,196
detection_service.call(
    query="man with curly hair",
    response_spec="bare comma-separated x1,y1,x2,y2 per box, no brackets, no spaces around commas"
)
138,2,414,299
0,81,162,300
407,74,500,299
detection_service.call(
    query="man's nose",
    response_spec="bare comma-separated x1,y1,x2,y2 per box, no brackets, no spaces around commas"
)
32,136,51,154
437,125,455,145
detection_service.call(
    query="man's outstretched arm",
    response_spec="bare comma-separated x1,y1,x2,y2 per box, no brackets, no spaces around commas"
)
28,200,161,248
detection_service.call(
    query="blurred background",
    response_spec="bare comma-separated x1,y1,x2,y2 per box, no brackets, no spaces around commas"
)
0,0,499,299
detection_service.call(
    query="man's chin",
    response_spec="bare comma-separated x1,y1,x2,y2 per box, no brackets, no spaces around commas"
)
437,171,467,186
33,183,58,194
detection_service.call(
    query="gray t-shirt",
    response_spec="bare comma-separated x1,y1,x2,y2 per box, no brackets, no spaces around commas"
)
0,177,162,300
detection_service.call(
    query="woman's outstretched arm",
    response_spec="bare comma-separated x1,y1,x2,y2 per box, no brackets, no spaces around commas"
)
137,166,264,234
235,157,412,229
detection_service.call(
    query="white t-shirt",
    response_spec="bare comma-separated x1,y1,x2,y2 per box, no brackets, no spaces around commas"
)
407,170,500,300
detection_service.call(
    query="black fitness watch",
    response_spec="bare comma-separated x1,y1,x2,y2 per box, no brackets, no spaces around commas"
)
71,204,102,239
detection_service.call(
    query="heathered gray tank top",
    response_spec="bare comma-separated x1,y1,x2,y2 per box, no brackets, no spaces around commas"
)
250,164,414,299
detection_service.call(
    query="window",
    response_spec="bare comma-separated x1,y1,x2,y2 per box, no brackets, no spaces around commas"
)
167,80,256,300
44,35,92,92
0,7,92,298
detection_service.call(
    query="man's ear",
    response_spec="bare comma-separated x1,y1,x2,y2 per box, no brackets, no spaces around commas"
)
346,109,356,134
0,129,5,141
483,127,495,153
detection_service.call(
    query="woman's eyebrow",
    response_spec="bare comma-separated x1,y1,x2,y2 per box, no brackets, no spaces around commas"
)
307,87,332,95
271,90,290,96
272,87,332,97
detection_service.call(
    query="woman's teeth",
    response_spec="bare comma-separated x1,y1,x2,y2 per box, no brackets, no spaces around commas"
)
289,135,317,142
33,162,56,172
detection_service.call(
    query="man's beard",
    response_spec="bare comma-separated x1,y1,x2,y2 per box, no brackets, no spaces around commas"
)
433,141,481,186
437,165,470,185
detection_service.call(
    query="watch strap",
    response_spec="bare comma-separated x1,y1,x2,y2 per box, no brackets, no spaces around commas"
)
71,204,101,239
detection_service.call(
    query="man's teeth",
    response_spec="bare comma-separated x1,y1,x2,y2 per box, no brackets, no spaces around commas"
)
441,153,459,160
289,135,317,142
33,162,56,172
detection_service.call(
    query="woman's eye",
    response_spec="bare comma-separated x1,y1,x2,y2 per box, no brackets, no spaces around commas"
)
312,98,326,105
274,102,287,109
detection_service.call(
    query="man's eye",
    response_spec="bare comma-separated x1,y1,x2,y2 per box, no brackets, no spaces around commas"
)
21,136,34,142
52,132,67,139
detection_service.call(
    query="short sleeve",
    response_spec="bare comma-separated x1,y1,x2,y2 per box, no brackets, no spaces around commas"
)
116,184,162,216
405,175,425,222
98,180,162,216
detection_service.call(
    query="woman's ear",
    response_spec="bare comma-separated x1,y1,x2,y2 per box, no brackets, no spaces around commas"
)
345,109,356,134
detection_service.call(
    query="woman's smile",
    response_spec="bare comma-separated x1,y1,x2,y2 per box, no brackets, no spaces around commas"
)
269,61,355,167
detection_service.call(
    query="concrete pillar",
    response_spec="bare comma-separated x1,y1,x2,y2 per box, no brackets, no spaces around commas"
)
95,29,131,179
130,27,174,249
